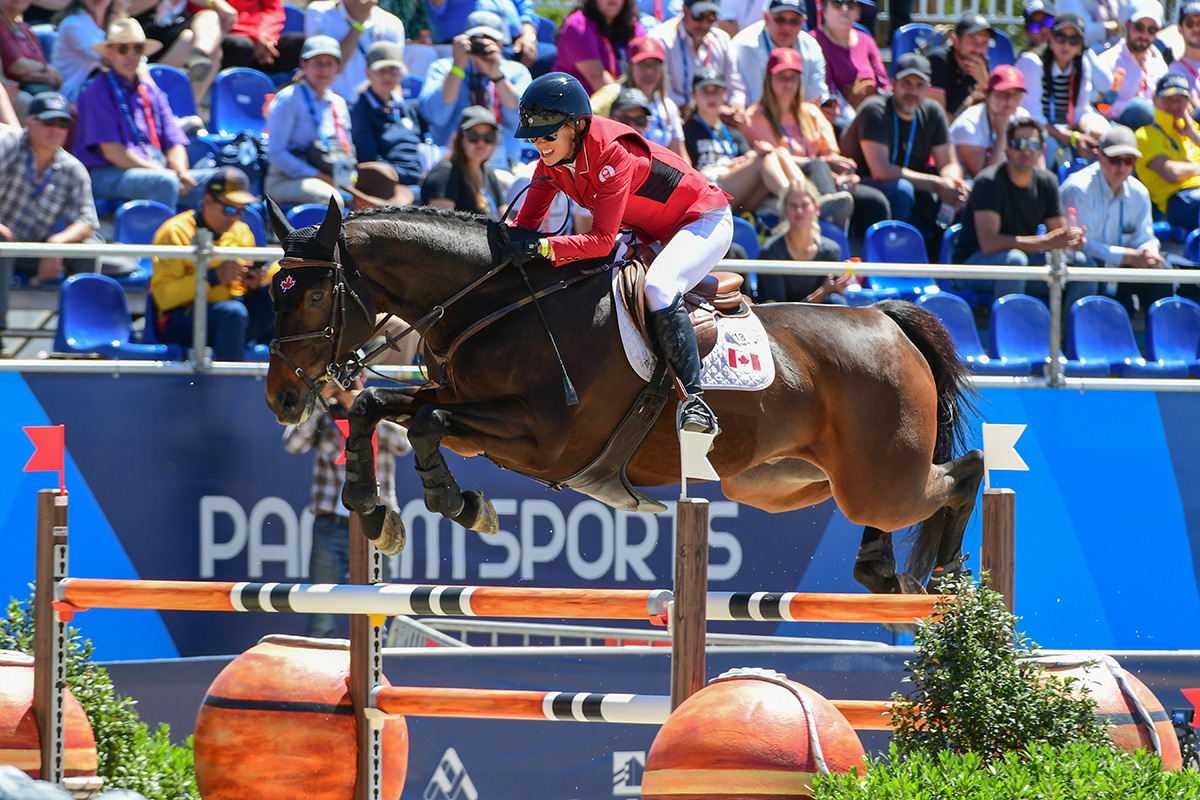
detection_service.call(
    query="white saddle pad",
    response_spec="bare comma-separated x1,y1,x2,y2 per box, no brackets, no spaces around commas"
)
613,272,775,392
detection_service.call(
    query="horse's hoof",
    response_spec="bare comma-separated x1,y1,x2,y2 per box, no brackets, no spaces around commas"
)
342,481,379,516
453,491,499,536
374,508,407,556
895,572,928,594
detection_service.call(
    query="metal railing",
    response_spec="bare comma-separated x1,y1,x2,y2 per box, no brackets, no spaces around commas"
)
5,238,1200,391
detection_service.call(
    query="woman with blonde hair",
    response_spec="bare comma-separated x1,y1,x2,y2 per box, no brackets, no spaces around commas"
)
420,104,507,219
745,46,888,233
756,178,852,304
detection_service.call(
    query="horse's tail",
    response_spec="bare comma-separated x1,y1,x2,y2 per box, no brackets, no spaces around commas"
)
874,299,979,581
873,299,976,463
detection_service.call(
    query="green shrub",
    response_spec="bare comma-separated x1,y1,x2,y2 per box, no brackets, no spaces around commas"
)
889,573,1110,760
0,596,198,800
816,741,1200,799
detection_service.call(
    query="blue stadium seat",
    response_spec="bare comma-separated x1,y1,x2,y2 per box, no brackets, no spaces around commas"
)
1185,228,1200,263
890,24,934,76
241,204,267,246
286,203,330,229
990,293,1106,376
112,200,173,286
149,63,198,121
1057,159,1087,184
988,29,1016,67
209,68,273,140
30,23,56,63
861,220,939,300
54,274,179,360
1068,295,1189,376
535,14,557,43
283,4,304,34
731,215,760,259
819,218,850,260
916,293,1031,375
402,73,424,101
1146,296,1200,375
185,137,220,170
938,223,960,265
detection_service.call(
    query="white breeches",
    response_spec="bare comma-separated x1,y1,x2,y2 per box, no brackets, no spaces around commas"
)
643,205,734,312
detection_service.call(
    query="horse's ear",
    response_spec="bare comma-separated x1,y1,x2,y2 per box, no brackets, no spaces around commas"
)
266,197,293,244
315,196,342,252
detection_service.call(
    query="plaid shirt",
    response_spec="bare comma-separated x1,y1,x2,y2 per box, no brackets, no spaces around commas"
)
0,128,99,243
283,407,411,516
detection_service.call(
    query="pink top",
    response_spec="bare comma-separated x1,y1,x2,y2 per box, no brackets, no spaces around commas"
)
812,27,889,99
745,102,838,157
552,11,645,95
0,19,47,74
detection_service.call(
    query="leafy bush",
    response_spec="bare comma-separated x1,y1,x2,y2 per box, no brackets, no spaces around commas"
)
0,596,198,800
816,741,1200,799
888,573,1109,759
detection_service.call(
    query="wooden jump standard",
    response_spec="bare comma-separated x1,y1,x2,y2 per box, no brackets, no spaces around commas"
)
53,578,942,624
371,686,894,731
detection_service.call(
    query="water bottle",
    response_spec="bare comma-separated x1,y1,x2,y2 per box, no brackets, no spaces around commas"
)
1065,207,1078,259
936,201,956,229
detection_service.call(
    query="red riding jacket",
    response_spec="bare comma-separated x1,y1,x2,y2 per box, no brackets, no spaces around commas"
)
513,115,729,265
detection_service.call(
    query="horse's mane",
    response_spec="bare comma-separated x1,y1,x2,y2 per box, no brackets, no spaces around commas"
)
342,204,497,265
346,204,491,227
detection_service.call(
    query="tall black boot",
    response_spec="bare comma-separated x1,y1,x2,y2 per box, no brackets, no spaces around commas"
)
647,293,720,437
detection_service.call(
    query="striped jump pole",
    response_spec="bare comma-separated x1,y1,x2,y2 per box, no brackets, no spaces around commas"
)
53,579,942,624
371,686,895,731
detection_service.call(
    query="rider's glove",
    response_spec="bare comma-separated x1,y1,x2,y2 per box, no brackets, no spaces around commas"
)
500,227,549,268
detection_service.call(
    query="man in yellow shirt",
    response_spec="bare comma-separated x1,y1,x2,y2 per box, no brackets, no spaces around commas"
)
1134,74,1200,231
150,167,273,361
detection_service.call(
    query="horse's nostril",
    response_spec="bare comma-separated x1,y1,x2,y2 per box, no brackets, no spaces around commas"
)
281,387,299,412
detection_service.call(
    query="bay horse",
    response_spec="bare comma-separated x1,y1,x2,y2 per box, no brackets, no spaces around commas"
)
263,199,984,596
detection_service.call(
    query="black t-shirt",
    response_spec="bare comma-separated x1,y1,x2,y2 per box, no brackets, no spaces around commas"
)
419,160,505,220
840,95,951,179
928,43,979,116
682,116,750,170
756,233,843,302
953,162,1064,262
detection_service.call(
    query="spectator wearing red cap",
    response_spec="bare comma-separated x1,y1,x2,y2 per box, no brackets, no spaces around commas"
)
553,0,645,95
150,166,273,362
746,47,888,232
730,0,827,108
950,64,1042,179
591,36,688,161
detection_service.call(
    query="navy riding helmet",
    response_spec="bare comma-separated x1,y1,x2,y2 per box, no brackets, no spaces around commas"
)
515,72,593,140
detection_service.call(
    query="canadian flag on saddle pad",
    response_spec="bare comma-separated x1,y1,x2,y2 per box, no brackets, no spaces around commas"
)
727,348,761,371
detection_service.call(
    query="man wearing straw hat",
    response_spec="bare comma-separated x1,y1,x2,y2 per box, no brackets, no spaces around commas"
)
74,18,216,212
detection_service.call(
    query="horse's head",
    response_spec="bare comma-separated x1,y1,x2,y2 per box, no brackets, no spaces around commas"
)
264,197,377,424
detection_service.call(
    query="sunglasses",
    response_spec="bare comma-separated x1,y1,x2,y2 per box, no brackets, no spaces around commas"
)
36,117,71,128
1027,15,1054,33
1185,17,1200,28
1132,21,1160,35
1105,155,1137,166
825,0,858,9
463,129,498,144
772,13,805,26
692,10,718,22
614,114,649,128
218,202,244,216
524,130,559,144
1010,137,1044,152
113,43,146,55
1052,31,1084,45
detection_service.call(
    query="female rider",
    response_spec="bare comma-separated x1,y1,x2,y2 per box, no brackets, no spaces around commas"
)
505,71,731,439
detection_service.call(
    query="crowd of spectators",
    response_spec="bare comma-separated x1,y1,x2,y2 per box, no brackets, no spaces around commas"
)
5,0,1200,353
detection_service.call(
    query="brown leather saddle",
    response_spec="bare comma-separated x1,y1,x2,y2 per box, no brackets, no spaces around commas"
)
616,253,752,358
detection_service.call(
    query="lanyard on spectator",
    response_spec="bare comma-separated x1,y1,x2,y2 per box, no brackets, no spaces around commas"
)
1151,122,1182,152
891,107,917,168
1048,71,1075,126
695,115,734,157
603,37,627,74
652,95,670,140
302,82,352,152
25,146,56,195
364,86,405,122
677,22,711,96
106,71,158,150
760,29,796,61
986,119,995,158
655,0,662,19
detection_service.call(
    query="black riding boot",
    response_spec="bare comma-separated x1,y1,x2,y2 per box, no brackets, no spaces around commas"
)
648,293,720,437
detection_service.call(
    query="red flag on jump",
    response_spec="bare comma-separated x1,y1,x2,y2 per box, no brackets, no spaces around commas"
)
334,419,378,466
23,424,65,493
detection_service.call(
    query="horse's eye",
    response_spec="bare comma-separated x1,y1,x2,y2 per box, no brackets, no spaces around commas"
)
309,291,324,305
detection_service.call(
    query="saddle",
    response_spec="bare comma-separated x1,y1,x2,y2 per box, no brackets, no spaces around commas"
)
617,253,752,358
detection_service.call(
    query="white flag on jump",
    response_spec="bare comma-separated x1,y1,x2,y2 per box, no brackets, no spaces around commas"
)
679,430,719,492
982,423,1028,489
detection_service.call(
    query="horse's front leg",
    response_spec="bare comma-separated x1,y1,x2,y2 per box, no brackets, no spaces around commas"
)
342,386,422,555
407,401,540,536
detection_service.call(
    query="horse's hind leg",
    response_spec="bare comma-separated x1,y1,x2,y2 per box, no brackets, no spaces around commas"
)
854,528,929,594
924,449,985,593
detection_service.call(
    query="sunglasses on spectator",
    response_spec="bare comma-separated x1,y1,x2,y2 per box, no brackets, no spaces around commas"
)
1027,16,1054,33
36,118,71,129
614,113,649,128
691,10,718,22
1009,137,1044,151
772,13,805,25
1131,21,1159,35
113,43,146,55
1052,31,1084,45
1104,155,1137,166
464,130,498,144
825,0,858,9
1185,17,1200,28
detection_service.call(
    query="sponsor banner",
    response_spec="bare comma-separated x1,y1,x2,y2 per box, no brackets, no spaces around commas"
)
3,372,1199,659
